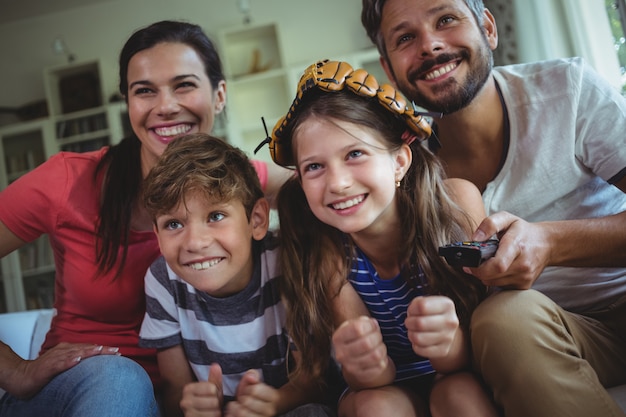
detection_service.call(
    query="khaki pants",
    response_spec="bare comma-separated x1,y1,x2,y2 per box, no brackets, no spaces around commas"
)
471,289,626,417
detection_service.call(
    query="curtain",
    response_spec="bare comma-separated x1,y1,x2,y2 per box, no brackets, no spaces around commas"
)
484,0,518,65
484,0,622,88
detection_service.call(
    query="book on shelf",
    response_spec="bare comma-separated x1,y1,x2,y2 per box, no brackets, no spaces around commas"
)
25,277,55,310
56,113,108,139
60,137,109,153
19,236,54,273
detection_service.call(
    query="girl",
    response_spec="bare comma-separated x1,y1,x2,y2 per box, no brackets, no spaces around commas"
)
264,61,499,417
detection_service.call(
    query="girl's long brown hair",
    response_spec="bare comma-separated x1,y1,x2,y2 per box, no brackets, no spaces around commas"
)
276,89,489,380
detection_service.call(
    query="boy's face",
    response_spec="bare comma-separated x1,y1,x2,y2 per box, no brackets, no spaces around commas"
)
154,191,269,298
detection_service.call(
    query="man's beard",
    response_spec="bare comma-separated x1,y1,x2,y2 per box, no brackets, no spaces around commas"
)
397,43,493,115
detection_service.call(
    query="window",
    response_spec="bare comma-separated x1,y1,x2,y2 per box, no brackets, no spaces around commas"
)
606,0,626,94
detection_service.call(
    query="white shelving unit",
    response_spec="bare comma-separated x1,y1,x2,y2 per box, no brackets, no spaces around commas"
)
217,22,291,163
0,59,129,313
0,120,56,312
217,21,386,165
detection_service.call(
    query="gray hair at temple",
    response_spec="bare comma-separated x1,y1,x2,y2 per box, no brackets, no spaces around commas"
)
361,0,487,58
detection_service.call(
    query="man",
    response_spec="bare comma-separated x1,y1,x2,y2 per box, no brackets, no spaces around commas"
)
361,0,626,416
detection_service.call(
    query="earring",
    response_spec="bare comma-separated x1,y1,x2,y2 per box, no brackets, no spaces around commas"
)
396,180,401,188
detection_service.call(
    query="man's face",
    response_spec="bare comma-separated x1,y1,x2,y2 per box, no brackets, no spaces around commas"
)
379,0,497,114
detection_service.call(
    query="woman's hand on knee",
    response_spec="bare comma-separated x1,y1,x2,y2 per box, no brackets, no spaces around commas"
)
5,342,118,399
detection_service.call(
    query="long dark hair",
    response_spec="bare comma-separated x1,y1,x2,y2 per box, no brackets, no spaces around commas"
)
94,20,225,278
277,89,489,379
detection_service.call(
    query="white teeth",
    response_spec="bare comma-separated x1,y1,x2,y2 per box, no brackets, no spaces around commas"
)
332,195,364,210
154,124,192,137
189,258,221,270
425,62,457,80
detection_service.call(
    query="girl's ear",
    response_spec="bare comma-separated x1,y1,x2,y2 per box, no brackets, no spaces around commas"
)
394,143,412,182
250,197,270,240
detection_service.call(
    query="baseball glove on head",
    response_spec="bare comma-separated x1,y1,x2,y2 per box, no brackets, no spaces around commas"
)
255,59,434,167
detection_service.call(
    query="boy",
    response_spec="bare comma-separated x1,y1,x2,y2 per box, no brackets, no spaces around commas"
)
139,133,331,417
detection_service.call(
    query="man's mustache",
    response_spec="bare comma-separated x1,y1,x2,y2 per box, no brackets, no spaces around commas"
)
408,50,470,84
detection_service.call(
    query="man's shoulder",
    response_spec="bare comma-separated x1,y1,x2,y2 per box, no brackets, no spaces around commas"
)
494,57,585,79
493,58,589,103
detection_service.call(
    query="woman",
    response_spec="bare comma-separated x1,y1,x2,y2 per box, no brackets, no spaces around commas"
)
0,20,289,416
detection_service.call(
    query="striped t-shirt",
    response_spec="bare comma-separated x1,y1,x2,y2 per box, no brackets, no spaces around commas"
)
348,246,435,381
139,234,288,402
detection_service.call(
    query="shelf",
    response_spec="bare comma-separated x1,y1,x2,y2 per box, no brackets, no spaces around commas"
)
57,130,109,146
1,121,48,182
55,107,108,139
1,60,129,313
350,48,390,85
44,60,104,116
229,69,290,131
23,273,55,310
21,264,56,279
18,236,54,275
60,136,109,153
219,22,285,80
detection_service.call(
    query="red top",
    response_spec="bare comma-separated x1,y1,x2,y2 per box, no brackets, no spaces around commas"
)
0,148,268,383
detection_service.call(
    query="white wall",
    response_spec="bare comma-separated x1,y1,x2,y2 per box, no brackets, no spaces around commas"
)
1,0,622,112
0,0,370,110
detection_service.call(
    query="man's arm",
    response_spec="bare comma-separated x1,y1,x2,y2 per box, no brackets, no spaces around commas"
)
470,177,626,288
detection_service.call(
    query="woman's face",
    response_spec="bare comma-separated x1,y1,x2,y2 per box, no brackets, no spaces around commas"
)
126,42,226,176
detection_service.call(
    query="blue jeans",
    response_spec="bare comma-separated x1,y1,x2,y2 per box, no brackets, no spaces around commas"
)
0,355,160,417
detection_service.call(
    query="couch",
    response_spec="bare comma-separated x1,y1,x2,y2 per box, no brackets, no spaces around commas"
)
0,309,625,411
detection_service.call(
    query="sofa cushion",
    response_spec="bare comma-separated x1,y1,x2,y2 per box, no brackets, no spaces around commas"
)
0,309,53,359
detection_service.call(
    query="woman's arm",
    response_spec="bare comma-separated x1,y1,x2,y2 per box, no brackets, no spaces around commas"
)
263,163,294,208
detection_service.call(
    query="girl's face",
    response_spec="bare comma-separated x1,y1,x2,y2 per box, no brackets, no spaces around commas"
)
126,42,226,177
294,116,410,237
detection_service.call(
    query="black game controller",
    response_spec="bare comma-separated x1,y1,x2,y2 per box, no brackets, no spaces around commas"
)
438,239,499,267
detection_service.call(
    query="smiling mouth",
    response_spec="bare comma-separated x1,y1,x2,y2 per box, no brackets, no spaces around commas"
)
188,258,223,270
154,124,192,138
331,195,365,210
424,61,459,80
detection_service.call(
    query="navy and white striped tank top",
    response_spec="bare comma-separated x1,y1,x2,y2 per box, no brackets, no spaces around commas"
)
348,246,435,381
